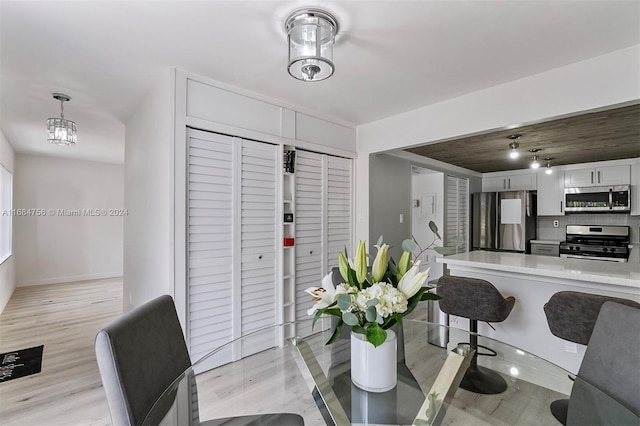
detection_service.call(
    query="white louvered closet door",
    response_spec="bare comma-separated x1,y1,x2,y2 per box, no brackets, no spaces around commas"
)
326,156,352,270
187,129,234,363
294,150,323,330
239,139,277,356
187,129,277,368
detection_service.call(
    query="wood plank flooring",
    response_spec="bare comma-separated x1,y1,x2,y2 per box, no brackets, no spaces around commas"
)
0,279,122,426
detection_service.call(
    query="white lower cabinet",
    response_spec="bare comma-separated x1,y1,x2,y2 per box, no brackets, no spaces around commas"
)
186,129,277,369
537,170,565,216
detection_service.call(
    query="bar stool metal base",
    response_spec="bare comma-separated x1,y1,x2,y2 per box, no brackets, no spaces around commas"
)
460,365,508,395
549,398,568,425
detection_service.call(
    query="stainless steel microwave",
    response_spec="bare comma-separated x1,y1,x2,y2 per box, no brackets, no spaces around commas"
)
564,185,630,213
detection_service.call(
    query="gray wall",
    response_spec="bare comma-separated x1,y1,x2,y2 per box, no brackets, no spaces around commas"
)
369,154,412,261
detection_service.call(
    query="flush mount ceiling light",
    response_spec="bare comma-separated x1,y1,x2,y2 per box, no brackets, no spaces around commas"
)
544,158,553,174
285,8,338,82
47,93,76,146
507,134,521,159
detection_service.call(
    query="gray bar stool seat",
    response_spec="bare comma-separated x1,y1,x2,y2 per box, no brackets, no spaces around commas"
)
543,291,640,425
437,276,515,395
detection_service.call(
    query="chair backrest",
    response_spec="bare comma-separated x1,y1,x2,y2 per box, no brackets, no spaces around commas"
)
566,302,640,424
544,291,640,345
95,295,192,426
437,276,515,322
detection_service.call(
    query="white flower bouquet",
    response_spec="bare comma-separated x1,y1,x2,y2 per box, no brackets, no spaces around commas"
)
306,237,440,347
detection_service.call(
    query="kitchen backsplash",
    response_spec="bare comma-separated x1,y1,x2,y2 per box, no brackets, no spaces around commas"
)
538,214,640,243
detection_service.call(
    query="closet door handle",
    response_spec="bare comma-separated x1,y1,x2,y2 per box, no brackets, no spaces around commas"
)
309,250,313,255
258,255,263,260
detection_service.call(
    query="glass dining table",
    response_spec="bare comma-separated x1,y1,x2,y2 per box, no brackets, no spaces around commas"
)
143,319,637,425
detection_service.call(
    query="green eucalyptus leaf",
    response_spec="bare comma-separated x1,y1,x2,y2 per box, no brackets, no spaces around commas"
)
325,319,343,345
434,246,458,255
337,294,351,311
366,298,379,307
402,239,418,253
366,322,387,347
376,313,383,324
365,305,377,322
428,221,441,240
343,311,359,326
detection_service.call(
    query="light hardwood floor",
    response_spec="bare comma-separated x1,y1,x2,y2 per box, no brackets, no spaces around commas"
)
0,278,122,426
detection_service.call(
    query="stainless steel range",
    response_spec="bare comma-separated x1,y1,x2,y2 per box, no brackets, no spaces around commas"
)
559,225,630,263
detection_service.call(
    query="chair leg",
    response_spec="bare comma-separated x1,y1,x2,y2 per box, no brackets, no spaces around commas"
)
459,320,508,395
549,398,568,425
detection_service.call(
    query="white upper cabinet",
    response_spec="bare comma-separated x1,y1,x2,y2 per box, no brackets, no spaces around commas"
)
537,170,565,216
564,165,630,187
482,172,537,192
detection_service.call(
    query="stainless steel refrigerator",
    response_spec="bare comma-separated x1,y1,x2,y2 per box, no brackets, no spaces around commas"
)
471,191,537,253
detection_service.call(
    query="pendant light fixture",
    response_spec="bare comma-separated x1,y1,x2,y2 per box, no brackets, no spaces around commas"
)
47,93,77,146
285,8,338,82
507,134,521,159
529,149,541,169
544,158,553,174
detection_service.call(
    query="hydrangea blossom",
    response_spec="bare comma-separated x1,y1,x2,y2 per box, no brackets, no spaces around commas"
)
354,282,408,318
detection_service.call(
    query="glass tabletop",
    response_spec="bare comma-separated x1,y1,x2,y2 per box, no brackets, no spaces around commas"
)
142,319,637,425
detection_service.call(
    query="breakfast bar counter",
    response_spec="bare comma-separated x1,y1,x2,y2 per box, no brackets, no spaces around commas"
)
437,249,640,373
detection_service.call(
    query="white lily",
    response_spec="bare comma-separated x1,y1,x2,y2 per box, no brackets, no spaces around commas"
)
371,243,389,283
305,272,339,315
398,262,430,299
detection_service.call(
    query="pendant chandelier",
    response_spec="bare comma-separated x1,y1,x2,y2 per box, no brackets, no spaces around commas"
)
285,8,339,82
47,93,77,146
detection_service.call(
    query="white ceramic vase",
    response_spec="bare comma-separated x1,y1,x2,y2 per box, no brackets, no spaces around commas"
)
350,329,397,392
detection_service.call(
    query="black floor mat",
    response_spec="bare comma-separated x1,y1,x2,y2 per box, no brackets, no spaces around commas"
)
0,345,44,383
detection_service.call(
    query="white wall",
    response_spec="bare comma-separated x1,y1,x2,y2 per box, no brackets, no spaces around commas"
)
411,170,444,279
123,69,173,313
356,45,640,243
14,154,124,286
0,131,16,313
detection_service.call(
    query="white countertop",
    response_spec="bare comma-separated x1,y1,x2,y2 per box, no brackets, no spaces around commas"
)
438,248,640,289
530,240,562,245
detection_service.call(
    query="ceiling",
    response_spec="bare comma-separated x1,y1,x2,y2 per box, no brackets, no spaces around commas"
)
406,103,640,173
1,1,639,164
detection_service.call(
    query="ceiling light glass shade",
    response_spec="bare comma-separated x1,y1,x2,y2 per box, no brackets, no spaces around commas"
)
285,9,338,82
545,158,553,174
47,94,77,146
530,155,540,169
507,138,520,159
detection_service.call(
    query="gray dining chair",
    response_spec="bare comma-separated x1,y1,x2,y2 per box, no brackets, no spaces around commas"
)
95,294,304,426
543,291,640,425
566,301,640,425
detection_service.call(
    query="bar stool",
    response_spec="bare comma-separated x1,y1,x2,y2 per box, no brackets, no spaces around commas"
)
437,276,515,395
543,291,640,425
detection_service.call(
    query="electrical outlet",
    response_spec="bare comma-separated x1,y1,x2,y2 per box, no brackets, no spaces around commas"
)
553,220,559,228
399,213,404,223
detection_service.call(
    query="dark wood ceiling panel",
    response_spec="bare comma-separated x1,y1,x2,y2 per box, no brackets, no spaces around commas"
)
406,104,640,173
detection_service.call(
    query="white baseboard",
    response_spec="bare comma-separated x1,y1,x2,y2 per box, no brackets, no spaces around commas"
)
17,272,122,287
